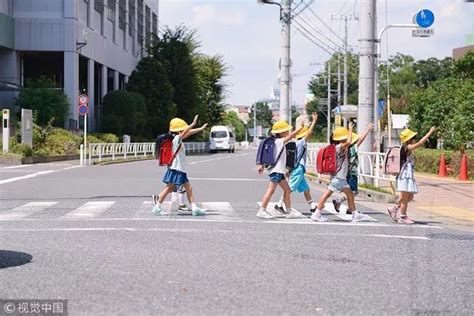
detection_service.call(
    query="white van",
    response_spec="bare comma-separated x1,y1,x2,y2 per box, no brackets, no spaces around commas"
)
209,125,236,153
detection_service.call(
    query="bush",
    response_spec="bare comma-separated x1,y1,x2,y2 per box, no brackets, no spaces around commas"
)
11,143,33,157
414,149,474,180
101,91,146,137
85,135,102,145
90,133,119,143
40,128,81,155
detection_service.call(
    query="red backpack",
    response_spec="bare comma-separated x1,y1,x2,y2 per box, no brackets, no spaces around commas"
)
316,144,337,175
155,134,182,166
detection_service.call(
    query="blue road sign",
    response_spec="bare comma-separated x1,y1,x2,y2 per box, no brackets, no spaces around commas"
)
415,9,435,28
377,100,385,117
78,104,89,116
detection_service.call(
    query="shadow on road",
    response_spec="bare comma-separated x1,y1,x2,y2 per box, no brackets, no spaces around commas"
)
0,250,33,269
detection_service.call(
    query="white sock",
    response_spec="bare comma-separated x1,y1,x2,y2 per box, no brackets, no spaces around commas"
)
259,207,266,212
171,192,177,203
191,203,198,211
178,193,186,206
155,202,161,208
277,197,284,208
309,202,317,209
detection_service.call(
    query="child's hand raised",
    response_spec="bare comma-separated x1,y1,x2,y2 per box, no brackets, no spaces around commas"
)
367,123,374,131
201,123,208,130
429,126,437,134
192,115,199,126
348,122,354,131
311,112,318,122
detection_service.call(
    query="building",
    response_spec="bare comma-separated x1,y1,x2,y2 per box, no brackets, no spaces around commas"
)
226,105,250,124
0,0,159,131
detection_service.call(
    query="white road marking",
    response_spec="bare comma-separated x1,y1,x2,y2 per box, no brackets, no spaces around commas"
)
189,153,251,165
323,202,378,222
62,201,115,219
0,202,58,219
189,177,266,182
0,165,82,185
134,201,153,218
201,202,236,219
0,227,432,239
2,165,33,169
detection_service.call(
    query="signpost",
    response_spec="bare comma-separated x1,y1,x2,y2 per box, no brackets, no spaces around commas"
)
412,9,434,38
78,94,89,160
3,109,9,153
21,109,33,147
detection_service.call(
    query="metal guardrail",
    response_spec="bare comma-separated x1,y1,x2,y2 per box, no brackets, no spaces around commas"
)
81,142,210,165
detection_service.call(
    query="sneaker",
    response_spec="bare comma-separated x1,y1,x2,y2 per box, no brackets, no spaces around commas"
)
271,205,287,218
346,209,353,215
398,216,415,225
151,205,167,216
274,204,287,214
387,205,399,222
177,205,192,215
310,210,328,222
352,211,371,222
256,209,274,219
332,199,341,212
310,208,316,214
192,208,206,216
152,194,159,206
286,209,306,219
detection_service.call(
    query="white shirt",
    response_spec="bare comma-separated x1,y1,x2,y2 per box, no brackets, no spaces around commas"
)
169,135,186,172
268,138,287,175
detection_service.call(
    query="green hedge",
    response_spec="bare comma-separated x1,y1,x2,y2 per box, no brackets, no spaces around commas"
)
414,148,474,180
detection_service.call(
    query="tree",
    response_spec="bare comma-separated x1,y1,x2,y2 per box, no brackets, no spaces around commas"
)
247,102,273,129
194,54,228,126
15,77,69,127
101,90,146,137
221,111,246,141
126,57,176,137
454,51,474,79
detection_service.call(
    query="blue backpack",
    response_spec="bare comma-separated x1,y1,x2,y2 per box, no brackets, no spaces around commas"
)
256,137,285,170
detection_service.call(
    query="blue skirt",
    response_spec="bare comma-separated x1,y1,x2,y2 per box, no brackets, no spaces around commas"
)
162,169,189,187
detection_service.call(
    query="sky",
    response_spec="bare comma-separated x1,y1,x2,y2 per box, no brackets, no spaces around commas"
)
159,0,474,106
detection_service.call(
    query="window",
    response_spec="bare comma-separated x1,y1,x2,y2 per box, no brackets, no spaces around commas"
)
95,0,104,14
118,0,126,31
137,0,144,45
128,0,135,37
211,131,228,138
107,0,115,22
152,13,157,35
84,0,90,26
145,6,151,47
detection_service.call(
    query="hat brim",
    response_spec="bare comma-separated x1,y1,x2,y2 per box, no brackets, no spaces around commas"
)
296,131,309,139
272,126,292,134
351,133,359,145
402,131,417,143
170,125,188,132
333,135,348,141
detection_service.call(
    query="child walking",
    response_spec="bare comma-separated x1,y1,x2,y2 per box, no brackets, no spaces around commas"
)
311,122,372,222
152,115,208,216
387,127,436,224
256,121,305,219
332,123,374,214
274,112,319,214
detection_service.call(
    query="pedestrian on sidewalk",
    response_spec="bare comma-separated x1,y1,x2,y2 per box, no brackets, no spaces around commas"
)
274,112,319,214
311,122,372,222
256,121,305,219
332,123,374,214
152,115,208,216
387,127,437,224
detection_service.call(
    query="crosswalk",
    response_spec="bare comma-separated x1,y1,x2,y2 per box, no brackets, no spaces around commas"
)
0,199,384,224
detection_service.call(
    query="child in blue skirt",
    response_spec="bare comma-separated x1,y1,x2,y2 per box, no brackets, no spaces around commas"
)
152,115,208,216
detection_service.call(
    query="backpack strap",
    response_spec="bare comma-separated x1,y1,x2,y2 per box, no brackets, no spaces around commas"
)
168,141,183,167
296,146,306,165
266,143,285,170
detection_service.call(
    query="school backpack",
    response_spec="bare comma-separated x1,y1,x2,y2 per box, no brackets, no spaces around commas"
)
285,142,298,170
256,137,285,169
155,134,180,166
384,146,402,175
316,144,338,175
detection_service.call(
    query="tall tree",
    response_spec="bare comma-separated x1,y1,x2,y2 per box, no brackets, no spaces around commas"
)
247,102,273,129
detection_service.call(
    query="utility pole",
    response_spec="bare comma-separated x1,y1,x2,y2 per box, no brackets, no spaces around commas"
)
327,60,331,144
357,0,376,182
343,16,348,106
279,0,292,122
337,52,342,107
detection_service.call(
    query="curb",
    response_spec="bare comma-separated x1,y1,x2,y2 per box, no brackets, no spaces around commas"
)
0,154,80,165
306,174,397,204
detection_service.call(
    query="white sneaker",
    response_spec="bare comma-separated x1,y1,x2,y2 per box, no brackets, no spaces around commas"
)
269,207,286,218
256,209,274,219
286,209,306,219
352,211,371,222
310,210,328,222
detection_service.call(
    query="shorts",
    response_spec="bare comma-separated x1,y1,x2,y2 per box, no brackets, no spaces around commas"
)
162,169,189,187
269,172,285,183
347,174,358,194
328,177,350,193
289,164,310,193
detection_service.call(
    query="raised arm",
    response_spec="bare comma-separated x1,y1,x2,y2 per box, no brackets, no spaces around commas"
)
341,122,353,150
180,115,199,139
407,127,436,151
356,122,374,147
182,124,208,140
304,112,318,141
283,126,304,143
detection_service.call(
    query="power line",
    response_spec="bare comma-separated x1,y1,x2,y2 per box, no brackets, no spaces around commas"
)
298,10,344,49
307,7,345,43
292,18,336,56
291,0,316,18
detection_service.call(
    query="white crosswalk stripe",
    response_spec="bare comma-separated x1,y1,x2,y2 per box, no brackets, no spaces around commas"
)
201,202,236,220
62,201,115,219
323,202,377,222
0,202,58,220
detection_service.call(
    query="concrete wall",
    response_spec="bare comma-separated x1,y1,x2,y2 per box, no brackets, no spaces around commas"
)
0,0,12,15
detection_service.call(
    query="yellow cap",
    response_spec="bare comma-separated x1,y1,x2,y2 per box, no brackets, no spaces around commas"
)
169,118,189,132
351,132,359,145
400,128,417,144
296,126,309,139
332,127,349,141
271,120,292,134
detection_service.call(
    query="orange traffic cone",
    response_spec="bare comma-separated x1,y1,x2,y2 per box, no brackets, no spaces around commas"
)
438,153,447,177
459,154,469,181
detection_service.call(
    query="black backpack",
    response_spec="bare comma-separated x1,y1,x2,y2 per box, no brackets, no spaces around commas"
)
285,142,298,170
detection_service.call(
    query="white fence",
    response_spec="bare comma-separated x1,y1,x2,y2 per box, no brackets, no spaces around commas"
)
82,142,209,165
305,143,395,187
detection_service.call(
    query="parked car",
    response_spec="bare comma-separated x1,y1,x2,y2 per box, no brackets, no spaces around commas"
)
209,126,235,153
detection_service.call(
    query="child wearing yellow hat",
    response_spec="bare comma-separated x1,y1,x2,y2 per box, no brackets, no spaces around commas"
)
311,122,372,222
387,126,436,224
256,121,304,219
274,112,319,214
152,115,208,216
332,123,374,214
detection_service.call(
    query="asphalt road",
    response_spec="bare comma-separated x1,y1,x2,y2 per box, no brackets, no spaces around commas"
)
1,150,473,315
